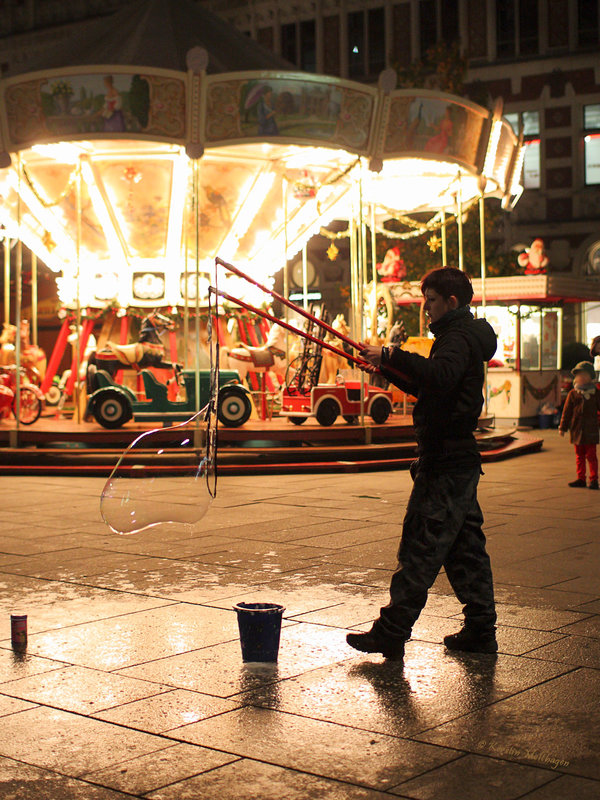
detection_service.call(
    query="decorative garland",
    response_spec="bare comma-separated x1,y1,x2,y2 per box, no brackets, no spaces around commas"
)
22,164,78,209
66,305,270,325
522,374,558,403
318,196,478,243
288,158,360,195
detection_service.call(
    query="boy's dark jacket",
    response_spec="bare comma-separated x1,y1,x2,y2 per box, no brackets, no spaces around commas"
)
559,386,600,445
381,306,497,464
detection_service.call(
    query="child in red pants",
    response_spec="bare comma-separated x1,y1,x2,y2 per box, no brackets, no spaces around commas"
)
559,361,600,490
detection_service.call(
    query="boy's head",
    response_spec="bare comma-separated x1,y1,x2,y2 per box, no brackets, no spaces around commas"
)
421,267,473,324
572,361,596,385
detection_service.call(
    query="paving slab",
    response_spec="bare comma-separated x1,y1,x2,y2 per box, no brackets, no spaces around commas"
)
22,604,240,670
0,647,69,683
1,664,169,713
145,758,407,800
525,633,600,667
389,753,555,799
0,705,176,776
0,755,134,800
170,705,460,791
416,668,600,779
93,688,242,733
81,743,238,796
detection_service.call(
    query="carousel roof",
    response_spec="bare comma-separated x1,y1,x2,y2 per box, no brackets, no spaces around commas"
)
0,9,526,311
6,0,292,76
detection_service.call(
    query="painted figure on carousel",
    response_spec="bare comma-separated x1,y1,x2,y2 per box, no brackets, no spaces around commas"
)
257,86,279,136
100,75,126,132
424,106,453,154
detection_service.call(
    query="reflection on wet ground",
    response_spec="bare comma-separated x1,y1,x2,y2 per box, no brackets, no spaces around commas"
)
0,432,599,798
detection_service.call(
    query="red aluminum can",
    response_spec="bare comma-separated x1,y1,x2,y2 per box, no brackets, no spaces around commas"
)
11,614,27,649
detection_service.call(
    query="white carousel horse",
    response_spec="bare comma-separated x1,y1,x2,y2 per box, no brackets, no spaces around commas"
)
223,322,289,385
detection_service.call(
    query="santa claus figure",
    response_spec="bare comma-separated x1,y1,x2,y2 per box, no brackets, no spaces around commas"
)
376,246,407,282
518,238,549,275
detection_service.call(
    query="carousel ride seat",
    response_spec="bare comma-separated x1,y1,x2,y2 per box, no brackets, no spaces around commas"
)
141,370,169,404
237,344,276,368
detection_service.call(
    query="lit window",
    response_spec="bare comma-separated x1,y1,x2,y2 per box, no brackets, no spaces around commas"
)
505,111,541,189
522,111,540,136
523,139,541,189
584,104,600,185
585,134,600,185
505,111,539,136
584,104,600,130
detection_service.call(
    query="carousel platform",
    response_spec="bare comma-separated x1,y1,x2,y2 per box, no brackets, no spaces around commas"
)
0,412,543,476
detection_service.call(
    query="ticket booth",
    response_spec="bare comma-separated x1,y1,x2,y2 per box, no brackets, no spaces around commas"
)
470,274,599,426
384,273,600,427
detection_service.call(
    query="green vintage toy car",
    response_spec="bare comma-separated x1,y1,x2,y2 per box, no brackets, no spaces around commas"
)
86,367,252,429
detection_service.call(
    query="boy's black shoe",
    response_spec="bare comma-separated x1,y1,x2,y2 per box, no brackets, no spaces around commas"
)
443,626,498,654
568,478,587,487
589,480,599,490
346,630,405,661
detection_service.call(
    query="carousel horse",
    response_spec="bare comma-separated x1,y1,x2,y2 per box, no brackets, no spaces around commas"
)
320,314,353,384
223,322,288,385
0,320,47,383
87,310,179,392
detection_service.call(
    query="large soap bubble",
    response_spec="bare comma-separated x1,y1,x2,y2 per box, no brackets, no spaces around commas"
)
100,407,216,535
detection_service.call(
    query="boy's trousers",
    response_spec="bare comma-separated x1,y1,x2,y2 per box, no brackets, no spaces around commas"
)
375,462,497,642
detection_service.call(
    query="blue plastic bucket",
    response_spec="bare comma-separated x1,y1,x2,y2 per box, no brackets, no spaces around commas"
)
233,602,285,662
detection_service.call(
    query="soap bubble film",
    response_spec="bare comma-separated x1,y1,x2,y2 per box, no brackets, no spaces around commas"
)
100,409,214,535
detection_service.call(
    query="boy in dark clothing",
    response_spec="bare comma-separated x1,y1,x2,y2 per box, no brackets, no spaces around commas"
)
347,267,498,661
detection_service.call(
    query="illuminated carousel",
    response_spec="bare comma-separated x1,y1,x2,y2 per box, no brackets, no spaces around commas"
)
0,0,541,473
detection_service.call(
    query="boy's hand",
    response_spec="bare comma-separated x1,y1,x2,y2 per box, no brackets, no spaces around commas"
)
558,430,565,437
358,343,383,368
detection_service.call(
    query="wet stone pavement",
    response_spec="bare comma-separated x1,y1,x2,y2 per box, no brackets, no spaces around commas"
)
0,429,599,799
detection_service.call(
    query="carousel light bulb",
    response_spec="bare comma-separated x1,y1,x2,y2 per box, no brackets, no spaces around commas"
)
31,143,84,164
166,154,188,260
219,172,276,261
80,159,128,266
509,144,526,196
483,120,503,177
